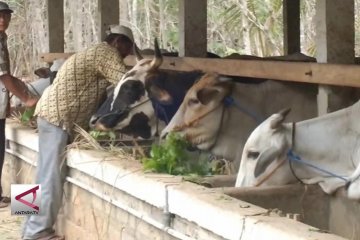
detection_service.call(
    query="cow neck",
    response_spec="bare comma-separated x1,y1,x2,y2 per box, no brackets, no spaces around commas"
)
207,102,227,152
281,103,360,194
208,85,261,165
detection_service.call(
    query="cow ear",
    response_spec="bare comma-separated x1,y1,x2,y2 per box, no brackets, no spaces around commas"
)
197,87,220,105
270,108,291,129
149,84,173,105
34,67,51,78
254,147,281,178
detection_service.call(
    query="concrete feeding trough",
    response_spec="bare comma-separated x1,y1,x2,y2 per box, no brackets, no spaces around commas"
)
3,119,351,240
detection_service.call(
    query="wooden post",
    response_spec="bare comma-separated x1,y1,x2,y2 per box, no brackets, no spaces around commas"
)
178,0,207,57
315,0,355,115
98,0,119,41
47,0,64,53
283,0,300,54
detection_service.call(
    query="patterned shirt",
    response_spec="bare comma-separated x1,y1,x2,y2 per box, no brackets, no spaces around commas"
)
0,32,10,119
35,42,126,132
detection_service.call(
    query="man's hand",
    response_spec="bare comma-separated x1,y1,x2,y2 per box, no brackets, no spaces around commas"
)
25,95,39,108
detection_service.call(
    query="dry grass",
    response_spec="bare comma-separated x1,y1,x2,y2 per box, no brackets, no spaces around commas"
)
68,124,139,162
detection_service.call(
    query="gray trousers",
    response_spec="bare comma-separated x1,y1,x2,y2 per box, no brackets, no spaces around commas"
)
22,117,68,239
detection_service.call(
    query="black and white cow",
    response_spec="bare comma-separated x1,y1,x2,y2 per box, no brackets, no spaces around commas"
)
89,39,204,139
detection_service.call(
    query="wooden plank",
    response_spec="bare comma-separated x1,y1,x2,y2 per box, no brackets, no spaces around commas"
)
98,0,119,41
39,53,74,63
127,56,360,88
47,0,64,52
40,53,360,88
178,0,207,57
283,0,300,54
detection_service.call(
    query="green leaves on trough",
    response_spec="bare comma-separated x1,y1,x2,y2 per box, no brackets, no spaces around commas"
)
89,130,116,141
20,107,35,123
142,133,212,176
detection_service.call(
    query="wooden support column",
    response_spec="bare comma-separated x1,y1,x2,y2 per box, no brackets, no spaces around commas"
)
98,0,119,41
283,0,300,54
47,0,64,53
315,0,355,115
179,0,207,57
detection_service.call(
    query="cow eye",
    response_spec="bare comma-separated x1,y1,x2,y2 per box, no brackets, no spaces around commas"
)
247,150,259,159
188,98,200,106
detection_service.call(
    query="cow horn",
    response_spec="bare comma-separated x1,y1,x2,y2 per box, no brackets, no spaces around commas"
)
134,43,143,61
149,38,163,71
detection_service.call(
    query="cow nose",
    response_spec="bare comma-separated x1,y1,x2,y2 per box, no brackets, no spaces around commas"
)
89,115,100,128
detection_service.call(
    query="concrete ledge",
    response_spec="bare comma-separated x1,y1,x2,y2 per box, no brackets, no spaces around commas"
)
4,120,347,240
5,120,38,152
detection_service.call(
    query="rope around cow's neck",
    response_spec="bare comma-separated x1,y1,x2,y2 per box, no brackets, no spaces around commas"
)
254,122,350,187
287,122,349,183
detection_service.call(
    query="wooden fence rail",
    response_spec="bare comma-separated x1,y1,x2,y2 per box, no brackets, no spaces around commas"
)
39,53,360,88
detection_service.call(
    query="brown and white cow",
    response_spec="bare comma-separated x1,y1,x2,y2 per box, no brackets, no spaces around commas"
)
161,72,321,172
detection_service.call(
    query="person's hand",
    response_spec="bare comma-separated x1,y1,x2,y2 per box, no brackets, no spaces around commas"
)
25,95,39,108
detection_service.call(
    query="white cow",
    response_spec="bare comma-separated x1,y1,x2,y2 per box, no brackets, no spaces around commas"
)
236,100,360,200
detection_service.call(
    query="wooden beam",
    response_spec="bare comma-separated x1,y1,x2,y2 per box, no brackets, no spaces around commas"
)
179,0,207,57
39,53,360,88
283,0,300,54
39,53,74,63
126,57,360,88
47,0,64,52
98,0,119,41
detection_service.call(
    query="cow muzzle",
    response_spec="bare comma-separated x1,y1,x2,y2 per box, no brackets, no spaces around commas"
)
89,110,129,131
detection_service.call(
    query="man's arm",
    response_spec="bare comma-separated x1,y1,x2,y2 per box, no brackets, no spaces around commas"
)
0,74,38,107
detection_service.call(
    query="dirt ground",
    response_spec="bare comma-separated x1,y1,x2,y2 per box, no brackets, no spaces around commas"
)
0,205,24,240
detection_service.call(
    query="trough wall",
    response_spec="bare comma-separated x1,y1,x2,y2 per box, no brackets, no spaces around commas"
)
3,119,347,240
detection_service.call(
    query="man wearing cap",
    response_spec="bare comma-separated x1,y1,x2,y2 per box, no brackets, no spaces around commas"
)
22,25,135,240
0,1,38,208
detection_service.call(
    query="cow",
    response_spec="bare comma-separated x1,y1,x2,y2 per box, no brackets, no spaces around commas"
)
90,40,324,143
140,48,220,58
160,72,320,173
235,101,360,200
89,39,205,139
11,58,65,107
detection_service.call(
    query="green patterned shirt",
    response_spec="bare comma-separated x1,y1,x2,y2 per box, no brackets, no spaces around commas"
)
35,42,126,132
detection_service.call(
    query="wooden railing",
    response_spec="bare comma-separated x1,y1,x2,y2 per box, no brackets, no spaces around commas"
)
39,53,360,88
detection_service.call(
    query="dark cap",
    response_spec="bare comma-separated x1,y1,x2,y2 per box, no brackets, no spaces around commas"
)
0,1,13,13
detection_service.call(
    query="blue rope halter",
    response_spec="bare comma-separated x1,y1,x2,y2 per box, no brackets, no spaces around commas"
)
287,150,349,182
287,121,350,185
223,96,264,124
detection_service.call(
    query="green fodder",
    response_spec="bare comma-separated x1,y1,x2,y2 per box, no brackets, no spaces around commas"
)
142,132,213,176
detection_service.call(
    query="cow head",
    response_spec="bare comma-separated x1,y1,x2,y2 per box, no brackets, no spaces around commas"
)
161,72,233,150
89,39,173,139
235,109,293,187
